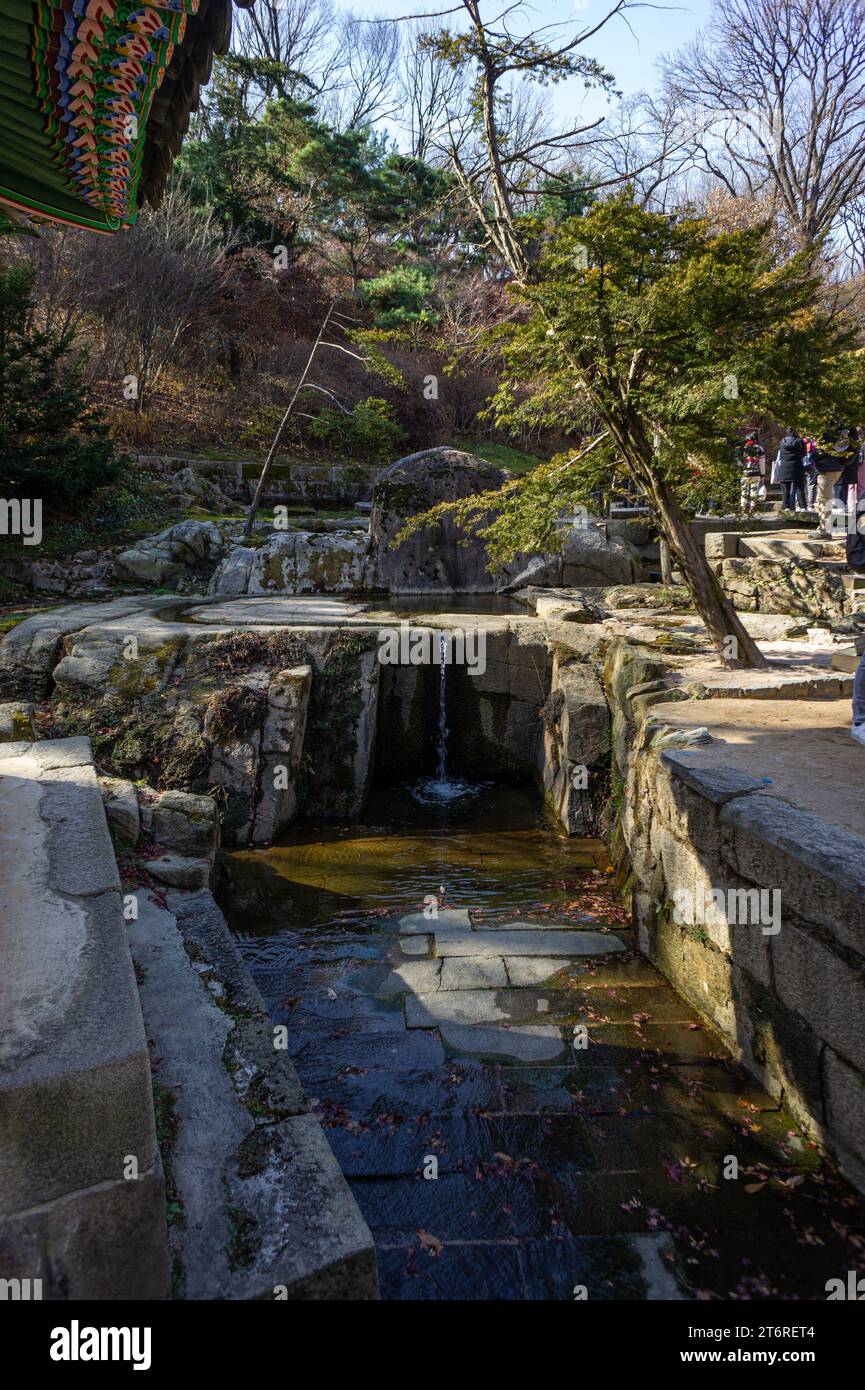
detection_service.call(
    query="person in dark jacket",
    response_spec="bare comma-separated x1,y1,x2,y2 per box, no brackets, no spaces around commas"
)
775,430,806,512
835,447,861,510
813,424,860,536
803,437,819,507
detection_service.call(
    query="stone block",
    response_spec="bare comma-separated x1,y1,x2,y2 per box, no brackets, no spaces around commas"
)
771,921,865,1072
145,853,212,890
150,789,218,858
99,775,140,843
439,957,508,990
0,1169,170,1300
823,1047,865,1175
377,960,442,995
0,702,35,742
720,794,865,959
704,532,740,561
399,908,471,935
437,1022,567,1062
435,929,615,957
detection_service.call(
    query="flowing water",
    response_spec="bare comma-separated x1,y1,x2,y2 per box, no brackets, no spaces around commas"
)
220,779,626,1299
218,658,865,1299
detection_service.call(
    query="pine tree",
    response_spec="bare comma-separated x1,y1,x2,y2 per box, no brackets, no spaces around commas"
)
0,265,122,505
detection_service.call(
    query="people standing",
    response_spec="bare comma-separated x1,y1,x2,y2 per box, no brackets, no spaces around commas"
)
813,423,860,537
739,432,766,514
775,429,807,512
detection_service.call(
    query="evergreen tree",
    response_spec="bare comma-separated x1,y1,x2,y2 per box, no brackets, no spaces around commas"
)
0,265,122,505
401,197,865,666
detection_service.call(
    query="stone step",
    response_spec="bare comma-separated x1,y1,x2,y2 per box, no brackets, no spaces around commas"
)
398,908,471,936
433,929,626,958
832,646,863,673
737,536,844,561
436,1021,568,1062
479,919,625,938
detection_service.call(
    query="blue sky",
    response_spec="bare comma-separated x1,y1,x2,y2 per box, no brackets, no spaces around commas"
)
362,0,715,117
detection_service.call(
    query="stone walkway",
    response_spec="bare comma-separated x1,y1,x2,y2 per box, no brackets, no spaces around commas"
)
260,899,865,1301
652,694,865,839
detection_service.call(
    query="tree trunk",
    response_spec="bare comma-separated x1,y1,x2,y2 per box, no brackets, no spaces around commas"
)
645,471,768,669
659,536,673,586
242,302,335,542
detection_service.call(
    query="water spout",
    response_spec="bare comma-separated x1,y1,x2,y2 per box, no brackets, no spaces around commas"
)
436,630,448,781
411,629,479,806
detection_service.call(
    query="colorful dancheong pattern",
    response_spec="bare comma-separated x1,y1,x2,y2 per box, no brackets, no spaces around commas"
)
0,0,203,232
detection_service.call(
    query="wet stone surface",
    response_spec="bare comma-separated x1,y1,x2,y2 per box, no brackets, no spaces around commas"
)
220,784,865,1301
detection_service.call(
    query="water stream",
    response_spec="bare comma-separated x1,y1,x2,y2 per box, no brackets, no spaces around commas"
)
220,779,861,1300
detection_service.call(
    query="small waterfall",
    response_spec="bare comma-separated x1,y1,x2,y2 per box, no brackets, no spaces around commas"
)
435,630,448,780
410,629,479,805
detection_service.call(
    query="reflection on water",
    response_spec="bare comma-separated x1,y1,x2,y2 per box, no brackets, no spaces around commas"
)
219,783,614,1300
223,782,607,942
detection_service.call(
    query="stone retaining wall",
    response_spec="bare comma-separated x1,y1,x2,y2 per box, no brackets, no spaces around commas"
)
129,888,379,1299
135,453,380,507
0,738,170,1298
606,641,865,1191
706,530,852,619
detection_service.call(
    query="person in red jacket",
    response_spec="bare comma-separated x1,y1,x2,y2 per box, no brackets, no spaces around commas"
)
739,433,766,514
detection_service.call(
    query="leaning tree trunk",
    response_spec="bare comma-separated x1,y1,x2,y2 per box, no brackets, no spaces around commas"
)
242,302,335,542
593,413,768,669
641,468,768,670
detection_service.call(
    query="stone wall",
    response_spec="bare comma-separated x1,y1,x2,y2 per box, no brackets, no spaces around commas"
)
129,888,378,1299
707,531,852,619
136,453,380,508
606,640,865,1191
0,738,170,1298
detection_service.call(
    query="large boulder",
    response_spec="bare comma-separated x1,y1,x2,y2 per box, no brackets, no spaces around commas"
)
116,521,225,587
208,531,369,597
369,447,638,593
499,525,638,591
369,447,506,592
170,466,236,514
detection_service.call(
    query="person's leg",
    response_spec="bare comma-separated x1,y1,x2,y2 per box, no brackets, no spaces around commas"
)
852,647,865,745
780,480,792,509
816,471,841,532
740,477,750,513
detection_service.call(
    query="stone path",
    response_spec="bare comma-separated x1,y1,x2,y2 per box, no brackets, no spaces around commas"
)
652,694,865,840
249,897,865,1301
